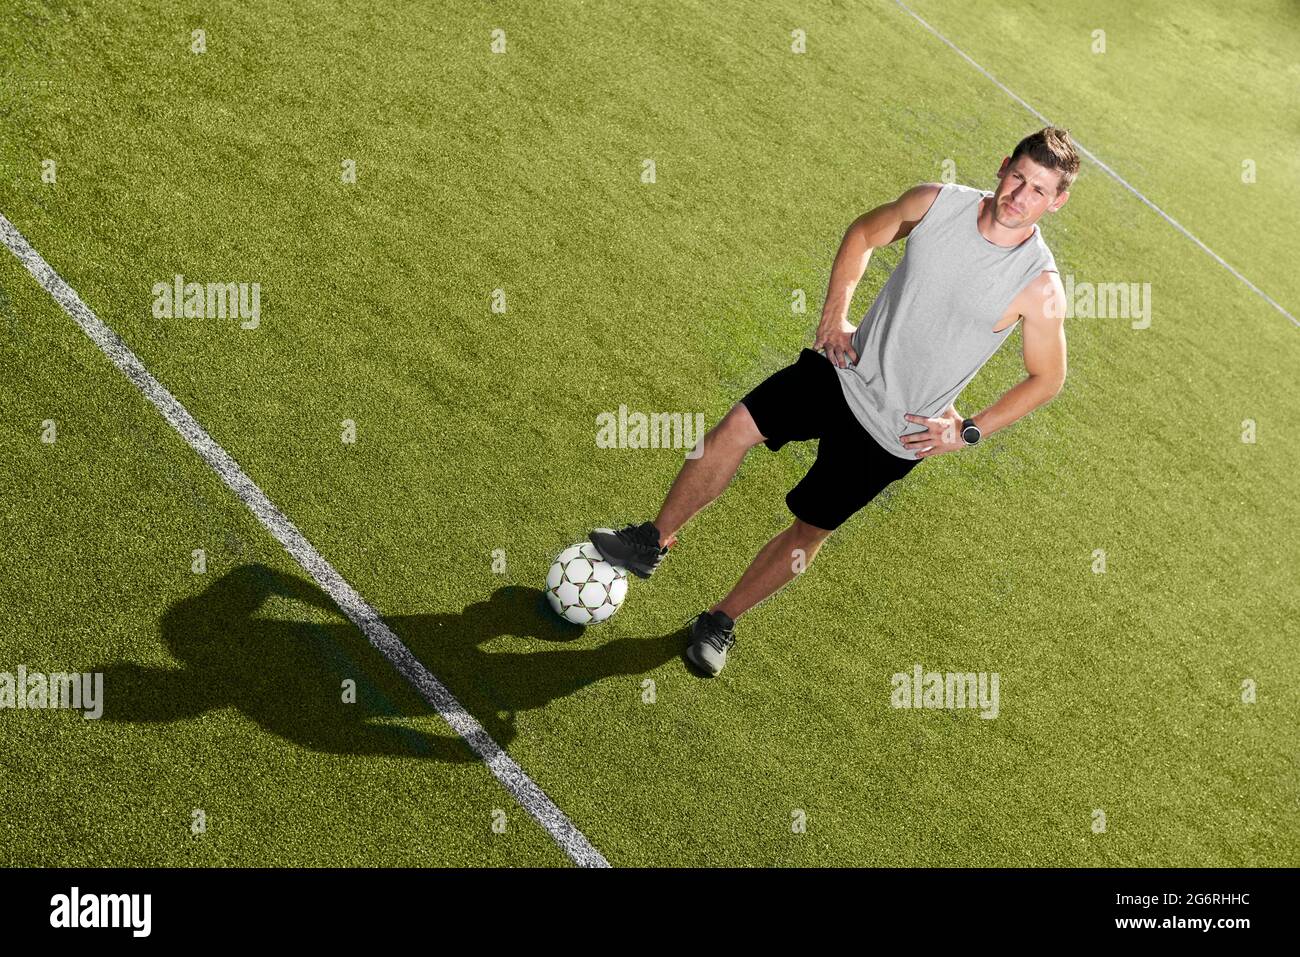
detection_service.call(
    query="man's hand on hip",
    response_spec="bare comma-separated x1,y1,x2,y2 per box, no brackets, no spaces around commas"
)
899,409,966,458
813,318,859,369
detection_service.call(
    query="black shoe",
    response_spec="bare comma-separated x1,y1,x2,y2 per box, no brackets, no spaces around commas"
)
588,522,669,579
684,610,736,676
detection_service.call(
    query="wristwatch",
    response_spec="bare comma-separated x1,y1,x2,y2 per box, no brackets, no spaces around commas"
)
960,417,981,445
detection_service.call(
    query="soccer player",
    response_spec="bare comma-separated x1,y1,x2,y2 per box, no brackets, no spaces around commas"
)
592,127,1077,675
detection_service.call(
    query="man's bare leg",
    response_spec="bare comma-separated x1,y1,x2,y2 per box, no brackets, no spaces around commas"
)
710,519,833,621
652,402,766,547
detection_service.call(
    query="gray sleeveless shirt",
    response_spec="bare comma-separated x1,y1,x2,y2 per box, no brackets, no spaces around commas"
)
833,182,1058,460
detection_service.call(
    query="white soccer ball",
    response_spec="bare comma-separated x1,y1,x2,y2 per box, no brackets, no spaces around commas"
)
545,534,629,625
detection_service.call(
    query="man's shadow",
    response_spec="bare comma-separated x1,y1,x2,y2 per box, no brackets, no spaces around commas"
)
91,563,687,762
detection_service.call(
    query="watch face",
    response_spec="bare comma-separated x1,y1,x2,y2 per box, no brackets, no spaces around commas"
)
962,426,980,444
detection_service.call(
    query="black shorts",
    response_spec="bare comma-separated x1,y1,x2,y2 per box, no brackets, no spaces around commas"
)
739,348,923,531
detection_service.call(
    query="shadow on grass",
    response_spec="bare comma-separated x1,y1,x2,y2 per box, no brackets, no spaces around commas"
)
91,563,687,762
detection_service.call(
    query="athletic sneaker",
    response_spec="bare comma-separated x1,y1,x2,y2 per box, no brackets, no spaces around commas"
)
588,522,670,579
685,609,736,676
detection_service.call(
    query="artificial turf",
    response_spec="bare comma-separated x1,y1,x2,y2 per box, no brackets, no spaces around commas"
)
1,0,1296,866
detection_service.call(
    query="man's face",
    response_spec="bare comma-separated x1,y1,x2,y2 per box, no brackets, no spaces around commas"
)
992,155,1069,228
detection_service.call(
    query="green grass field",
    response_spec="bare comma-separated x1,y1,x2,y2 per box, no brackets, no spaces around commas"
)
2,0,1297,867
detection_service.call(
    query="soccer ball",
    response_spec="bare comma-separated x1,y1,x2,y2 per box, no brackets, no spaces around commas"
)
545,536,629,625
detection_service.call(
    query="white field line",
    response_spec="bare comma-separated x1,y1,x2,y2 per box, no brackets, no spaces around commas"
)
893,0,1299,328
0,210,610,869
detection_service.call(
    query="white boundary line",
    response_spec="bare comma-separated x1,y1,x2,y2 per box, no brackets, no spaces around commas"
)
893,0,1299,329
0,210,610,869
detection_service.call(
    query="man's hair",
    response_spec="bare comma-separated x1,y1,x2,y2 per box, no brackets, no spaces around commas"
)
1010,127,1080,194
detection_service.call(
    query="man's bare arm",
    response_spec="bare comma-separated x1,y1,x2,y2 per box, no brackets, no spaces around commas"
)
905,270,1067,457
965,270,1068,440
815,182,943,368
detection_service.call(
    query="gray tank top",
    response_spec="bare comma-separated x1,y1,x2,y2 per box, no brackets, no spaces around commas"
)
834,182,1058,460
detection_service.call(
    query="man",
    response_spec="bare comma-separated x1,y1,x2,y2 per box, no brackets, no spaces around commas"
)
592,127,1077,676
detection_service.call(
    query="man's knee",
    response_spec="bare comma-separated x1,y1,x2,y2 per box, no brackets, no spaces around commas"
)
790,518,833,547
713,402,766,450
